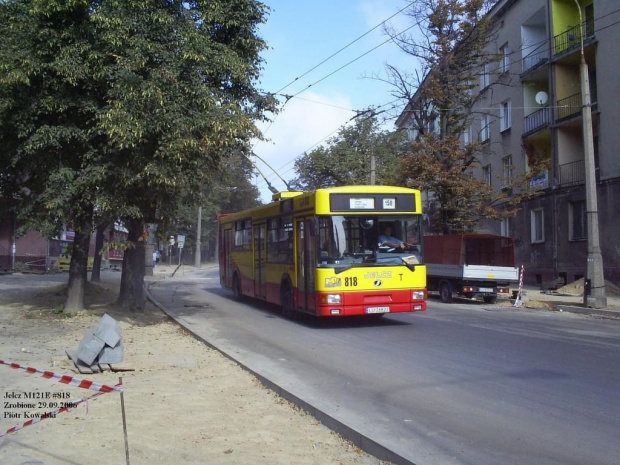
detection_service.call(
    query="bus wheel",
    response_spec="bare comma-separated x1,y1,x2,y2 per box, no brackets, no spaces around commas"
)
233,274,244,302
440,282,453,303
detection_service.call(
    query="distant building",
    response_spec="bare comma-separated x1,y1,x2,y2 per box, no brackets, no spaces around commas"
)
0,216,125,272
396,0,619,286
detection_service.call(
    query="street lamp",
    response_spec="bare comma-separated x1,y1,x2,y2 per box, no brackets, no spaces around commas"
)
574,0,606,308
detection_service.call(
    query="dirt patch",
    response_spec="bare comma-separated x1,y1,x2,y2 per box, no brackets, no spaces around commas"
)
555,278,620,297
0,276,387,465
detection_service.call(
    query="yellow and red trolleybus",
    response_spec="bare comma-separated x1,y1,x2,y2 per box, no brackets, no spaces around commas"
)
218,186,426,317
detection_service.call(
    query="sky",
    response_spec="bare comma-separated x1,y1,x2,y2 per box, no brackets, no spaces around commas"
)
252,0,419,202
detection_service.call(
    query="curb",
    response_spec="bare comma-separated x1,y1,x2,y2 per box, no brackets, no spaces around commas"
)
553,304,620,319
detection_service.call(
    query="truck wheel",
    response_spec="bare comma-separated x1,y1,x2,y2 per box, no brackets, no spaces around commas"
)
440,282,453,303
483,295,497,304
232,273,244,302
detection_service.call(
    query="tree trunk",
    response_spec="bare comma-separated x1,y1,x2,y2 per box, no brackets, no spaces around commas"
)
118,218,146,310
90,222,106,282
65,204,94,314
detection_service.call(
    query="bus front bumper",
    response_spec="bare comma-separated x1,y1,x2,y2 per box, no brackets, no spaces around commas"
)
315,289,427,317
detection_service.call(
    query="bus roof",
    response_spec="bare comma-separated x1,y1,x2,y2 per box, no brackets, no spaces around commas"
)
219,185,422,223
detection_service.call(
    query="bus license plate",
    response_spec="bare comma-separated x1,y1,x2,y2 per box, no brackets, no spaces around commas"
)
367,307,390,314
479,288,494,293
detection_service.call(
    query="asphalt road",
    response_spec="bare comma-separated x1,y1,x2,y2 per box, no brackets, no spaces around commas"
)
148,267,620,465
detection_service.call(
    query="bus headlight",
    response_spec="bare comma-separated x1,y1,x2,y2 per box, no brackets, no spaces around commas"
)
321,294,342,304
412,290,426,300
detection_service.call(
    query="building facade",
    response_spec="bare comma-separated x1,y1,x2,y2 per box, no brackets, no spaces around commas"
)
396,0,620,286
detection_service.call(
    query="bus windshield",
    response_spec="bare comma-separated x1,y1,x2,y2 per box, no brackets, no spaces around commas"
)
317,215,423,271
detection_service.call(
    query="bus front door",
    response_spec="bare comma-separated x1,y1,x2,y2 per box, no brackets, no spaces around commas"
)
253,223,266,299
296,219,316,313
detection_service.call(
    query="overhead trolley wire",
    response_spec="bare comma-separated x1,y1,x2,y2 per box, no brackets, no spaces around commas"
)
255,98,404,191
255,6,620,193
272,1,416,96
254,3,415,146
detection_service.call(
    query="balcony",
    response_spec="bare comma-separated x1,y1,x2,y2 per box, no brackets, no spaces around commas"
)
556,93,582,121
553,21,594,57
524,107,552,135
522,43,548,74
558,160,584,187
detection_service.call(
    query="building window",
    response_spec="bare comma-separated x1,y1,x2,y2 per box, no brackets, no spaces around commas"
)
463,125,472,145
465,79,474,96
480,62,490,89
500,43,510,74
481,115,491,142
531,208,545,243
483,165,492,186
500,100,511,131
569,201,586,241
428,117,436,134
500,217,511,237
502,155,513,186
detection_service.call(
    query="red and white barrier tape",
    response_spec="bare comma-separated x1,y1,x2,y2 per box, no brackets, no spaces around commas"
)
0,359,123,393
0,360,123,437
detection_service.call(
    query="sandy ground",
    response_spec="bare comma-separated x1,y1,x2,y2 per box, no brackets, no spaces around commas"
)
0,271,387,465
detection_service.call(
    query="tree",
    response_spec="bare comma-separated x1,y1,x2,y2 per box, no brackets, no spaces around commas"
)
290,114,408,190
0,0,112,312
157,151,261,264
0,0,276,311
97,0,277,309
385,0,544,233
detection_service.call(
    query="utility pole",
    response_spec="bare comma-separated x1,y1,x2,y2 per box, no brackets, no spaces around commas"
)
575,0,606,308
194,206,202,268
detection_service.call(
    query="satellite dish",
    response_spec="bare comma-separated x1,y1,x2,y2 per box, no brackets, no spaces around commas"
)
535,91,548,105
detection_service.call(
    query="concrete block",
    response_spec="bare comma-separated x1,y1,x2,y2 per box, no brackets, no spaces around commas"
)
76,331,106,366
93,313,121,347
98,340,124,364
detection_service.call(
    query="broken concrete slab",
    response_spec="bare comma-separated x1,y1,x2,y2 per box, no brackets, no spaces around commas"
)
73,314,124,368
93,313,121,347
76,330,106,366
98,340,124,364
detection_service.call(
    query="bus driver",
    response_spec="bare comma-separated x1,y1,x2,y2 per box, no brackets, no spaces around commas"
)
378,225,414,250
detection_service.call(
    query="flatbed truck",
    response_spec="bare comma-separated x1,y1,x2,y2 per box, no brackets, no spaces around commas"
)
424,234,519,303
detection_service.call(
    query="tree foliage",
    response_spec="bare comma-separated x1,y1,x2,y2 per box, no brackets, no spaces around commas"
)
0,0,276,310
290,115,408,190
385,0,544,234
159,151,261,257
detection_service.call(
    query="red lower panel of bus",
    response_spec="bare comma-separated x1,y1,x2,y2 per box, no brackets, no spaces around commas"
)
239,276,426,318
313,289,426,317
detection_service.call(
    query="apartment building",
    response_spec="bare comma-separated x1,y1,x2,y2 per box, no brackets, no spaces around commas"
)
396,0,620,286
